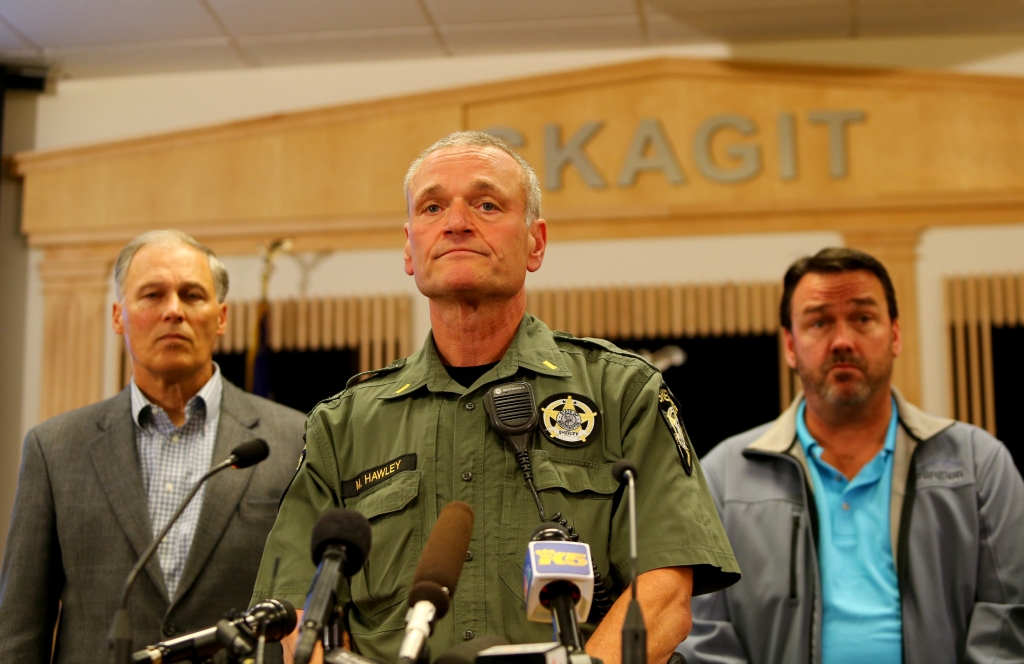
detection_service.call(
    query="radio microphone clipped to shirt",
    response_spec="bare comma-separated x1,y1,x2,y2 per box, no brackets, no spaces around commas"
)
398,500,475,664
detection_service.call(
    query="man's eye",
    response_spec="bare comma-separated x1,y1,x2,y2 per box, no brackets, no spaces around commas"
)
481,202,496,211
425,204,441,214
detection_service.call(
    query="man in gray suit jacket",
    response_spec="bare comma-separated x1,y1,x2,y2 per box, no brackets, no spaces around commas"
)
0,230,306,663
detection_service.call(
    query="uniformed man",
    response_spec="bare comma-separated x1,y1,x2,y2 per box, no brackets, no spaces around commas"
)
252,131,740,664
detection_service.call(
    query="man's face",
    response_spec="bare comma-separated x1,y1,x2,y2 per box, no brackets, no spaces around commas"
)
112,242,227,383
783,270,901,408
403,145,546,301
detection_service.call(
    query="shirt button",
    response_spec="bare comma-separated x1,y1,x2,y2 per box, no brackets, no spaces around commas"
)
842,502,850,510
464,402,475,411
464,631,475,641
165,483,175,492
171,434,180,443
462,471,473,482
465,551,474,562
162,623,177,637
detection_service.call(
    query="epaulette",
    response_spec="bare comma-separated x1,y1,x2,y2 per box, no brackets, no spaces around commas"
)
344,357,408,389
551,330,658,372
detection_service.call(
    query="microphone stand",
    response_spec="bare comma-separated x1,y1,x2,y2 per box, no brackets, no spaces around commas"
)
109,455,241,664
621,470,646,664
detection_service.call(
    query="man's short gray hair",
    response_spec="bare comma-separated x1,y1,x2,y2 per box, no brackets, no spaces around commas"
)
114,229,229,302
404,131,542,226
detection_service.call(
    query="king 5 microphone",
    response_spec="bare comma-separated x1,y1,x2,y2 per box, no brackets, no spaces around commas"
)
294,509,373,664
612,459,645,664
110,439,270,664
524,523,594,652
398,501,475,664
132,598,296,663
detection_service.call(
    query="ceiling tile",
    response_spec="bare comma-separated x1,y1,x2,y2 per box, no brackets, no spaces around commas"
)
53,39,246,78
1,0,221,48
209,0,429,37
240,28,444,66
444,16,644,54
858,3,1024,37
429,0,636,25
653,7,850,42
0,14,36,50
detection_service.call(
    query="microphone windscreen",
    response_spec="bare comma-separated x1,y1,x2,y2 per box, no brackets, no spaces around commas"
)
434,634,509,664
612,458,639,484
310,508,372,577
409,580,451,620
246,598,298,642
231,439,270,468
531,521,570,542
413,501,474,597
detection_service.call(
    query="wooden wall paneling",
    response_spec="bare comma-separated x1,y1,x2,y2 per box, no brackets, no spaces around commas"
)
384,295,397,364
319,298,333,350
723,283,737,336
657,285,672,338
619,288,633,339
296,299,310,352
710,284,724,337
269,300,284,351
696,285,711,337
358,297,371,372
736,283,751,335
991,277,1006,328
370,296,384,370
590,289,604,339
1004,275,1019,326
579,288,594,338
978,278,997,434
346,298,359,352
526,290,541,321
553,289,568,333
538,290,553,330
332,297,347,349
1017,275,1024,325
750,283,766,334
641,286,656,338
965,278,982,427
397,295,412,357
948,278,968,422
670,286,684,337
566,289,581,337
684,285,697,337
603,289,618,339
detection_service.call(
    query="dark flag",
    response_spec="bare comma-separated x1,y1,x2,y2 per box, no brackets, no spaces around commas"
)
245,300,273,399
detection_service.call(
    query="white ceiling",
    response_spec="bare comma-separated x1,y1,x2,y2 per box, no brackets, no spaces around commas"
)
1,0,1022,79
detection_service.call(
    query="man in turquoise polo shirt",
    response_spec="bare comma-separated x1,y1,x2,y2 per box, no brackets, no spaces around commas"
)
679,247,1024,663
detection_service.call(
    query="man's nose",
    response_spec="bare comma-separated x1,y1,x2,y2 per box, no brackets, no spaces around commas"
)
162,294,185,320
830,320,856,351
444,199,473,233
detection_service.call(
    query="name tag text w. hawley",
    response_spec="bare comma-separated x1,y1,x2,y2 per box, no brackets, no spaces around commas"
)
343,454,417,498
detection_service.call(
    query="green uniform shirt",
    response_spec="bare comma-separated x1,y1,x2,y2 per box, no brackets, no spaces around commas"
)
252,315,739,662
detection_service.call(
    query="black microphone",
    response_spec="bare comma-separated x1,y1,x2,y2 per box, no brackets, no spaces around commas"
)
398,501,475,664
294,509,373,664
612,459,645,664
109,439,271,664
132,598,296,663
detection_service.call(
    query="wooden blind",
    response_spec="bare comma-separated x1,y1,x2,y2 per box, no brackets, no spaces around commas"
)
121,294,413,389
526,282,797,411
946,274,1024,434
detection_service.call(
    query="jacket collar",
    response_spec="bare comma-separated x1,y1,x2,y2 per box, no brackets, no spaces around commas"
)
380,314,572,399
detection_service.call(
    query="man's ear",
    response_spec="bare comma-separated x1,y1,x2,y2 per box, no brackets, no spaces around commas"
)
782,326,798,370
112,301,125,335
526,219,547,273
403,223,414,276
890,318,903,359
216,301,228,336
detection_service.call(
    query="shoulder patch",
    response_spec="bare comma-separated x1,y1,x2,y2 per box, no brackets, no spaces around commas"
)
657,383,693,476
342,453,417,498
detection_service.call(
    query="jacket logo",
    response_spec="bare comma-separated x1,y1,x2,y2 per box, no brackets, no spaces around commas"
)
538,393,601,448
916,459,968,485
343,453,417,498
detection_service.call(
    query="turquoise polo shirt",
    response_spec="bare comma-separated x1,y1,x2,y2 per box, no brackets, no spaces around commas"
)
796,398,902,664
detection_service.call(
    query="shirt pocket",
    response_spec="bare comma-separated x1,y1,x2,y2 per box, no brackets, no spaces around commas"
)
346,470,422,619
499,450,619,601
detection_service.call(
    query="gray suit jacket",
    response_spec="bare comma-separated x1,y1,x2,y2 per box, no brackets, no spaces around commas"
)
0,380,306,664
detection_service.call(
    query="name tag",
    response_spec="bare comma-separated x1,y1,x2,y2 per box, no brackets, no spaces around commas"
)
343,453,417,498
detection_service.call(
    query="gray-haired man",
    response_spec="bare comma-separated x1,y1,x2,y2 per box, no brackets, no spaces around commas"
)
0,229,305,664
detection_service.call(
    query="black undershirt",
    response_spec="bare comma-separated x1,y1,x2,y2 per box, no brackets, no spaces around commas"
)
444,362,499,388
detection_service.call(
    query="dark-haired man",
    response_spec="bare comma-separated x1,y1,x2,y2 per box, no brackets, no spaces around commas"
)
678,247,1024,664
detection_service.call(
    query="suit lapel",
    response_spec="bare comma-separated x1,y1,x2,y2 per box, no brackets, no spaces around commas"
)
173,382,260,603
87,390,170,601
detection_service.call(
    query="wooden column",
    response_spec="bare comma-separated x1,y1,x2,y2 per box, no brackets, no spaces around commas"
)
38,247,115,420
843,228,922,405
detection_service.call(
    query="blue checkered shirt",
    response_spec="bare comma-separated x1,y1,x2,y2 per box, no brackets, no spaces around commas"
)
130,367,222,599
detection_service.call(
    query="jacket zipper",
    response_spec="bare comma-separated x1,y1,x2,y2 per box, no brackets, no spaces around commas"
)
789,512,801,599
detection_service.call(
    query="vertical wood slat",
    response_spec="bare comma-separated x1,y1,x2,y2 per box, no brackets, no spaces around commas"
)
965,278,983,427
949,278,969,423
670,286,684,337
750,282,766,334
384,295,398,365
710,284,724,337
684,285,697,337
296,299,310,351
723,283,737,336
397,296,412,358
579,289,594,338
359,297,370,372
696,285,711,336
371,296,384,370
618,288,633,339
736,283,751,335
643,286,658,338
604,289,618,339
592,288,607,339
1005,275,1019,327
978,278,997,434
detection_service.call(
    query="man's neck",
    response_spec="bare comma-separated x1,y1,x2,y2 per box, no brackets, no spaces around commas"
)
429,291,527,366
134,364,215,427
803,385,893,480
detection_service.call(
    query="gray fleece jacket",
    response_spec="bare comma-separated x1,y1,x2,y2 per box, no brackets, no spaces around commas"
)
678,389,1024,664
